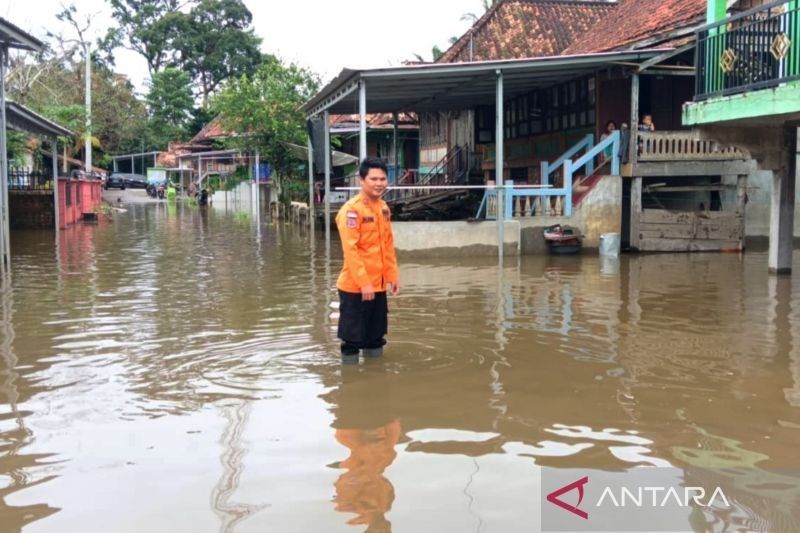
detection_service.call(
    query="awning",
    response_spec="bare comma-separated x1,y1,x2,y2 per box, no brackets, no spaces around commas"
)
5,101,72,137
285,142,359,167
0,17,44,52
302,49,669,117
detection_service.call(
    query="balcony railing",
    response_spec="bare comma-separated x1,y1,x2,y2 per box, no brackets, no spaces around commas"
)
695,0,800,100
638,131,750,161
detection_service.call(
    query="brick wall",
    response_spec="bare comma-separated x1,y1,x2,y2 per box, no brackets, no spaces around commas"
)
9,192,55,229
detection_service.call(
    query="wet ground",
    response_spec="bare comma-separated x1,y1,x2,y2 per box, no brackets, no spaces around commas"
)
2,202,800,532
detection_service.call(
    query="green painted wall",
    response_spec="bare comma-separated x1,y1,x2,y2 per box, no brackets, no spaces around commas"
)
683,82,800,125
707,0,726,24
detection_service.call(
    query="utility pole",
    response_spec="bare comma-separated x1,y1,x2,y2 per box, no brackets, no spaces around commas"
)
84,41,92,174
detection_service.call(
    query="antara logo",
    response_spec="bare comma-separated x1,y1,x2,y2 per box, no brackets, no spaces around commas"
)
546,475,731,520
546,476,590,519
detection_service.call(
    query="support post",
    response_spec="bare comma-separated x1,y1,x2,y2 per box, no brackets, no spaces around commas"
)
769,127,797,274
84,43,92,174
0,46,9,272
52,138,60,233
324,109,332,246
631,177,642,250
630,73,640,167
307,130,315,232
496,70,504,257
255,149,261,226
359,80,367,162
392,111,399,184
737,174,747,250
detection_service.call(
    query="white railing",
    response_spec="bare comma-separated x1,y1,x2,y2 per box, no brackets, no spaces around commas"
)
638,131,750,161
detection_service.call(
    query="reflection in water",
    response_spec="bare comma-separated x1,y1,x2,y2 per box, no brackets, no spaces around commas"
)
326,364,400,532
0,272,59,530
1,204,800,532
210,401,268,533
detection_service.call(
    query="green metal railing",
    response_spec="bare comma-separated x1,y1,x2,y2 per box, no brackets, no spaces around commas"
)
696,0,800,100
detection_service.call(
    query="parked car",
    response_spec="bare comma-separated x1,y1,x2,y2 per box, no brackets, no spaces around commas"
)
106,173,147,190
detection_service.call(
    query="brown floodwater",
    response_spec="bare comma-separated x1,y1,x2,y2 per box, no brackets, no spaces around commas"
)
1,203,800,532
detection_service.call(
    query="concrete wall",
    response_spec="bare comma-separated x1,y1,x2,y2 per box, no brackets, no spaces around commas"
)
740,169,800,238
518,175,622,253
698,124,800,239
393,220,520,258
58,178,103,229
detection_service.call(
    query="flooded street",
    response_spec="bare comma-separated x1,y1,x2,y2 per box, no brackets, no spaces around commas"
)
2,203,800,532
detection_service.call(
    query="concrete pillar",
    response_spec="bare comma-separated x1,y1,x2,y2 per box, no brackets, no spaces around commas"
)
768,126,797,274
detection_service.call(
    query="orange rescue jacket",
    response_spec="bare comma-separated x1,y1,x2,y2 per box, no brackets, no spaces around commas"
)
336,193,399,293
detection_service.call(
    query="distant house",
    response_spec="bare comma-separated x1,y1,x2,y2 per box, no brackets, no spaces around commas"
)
328,112,419,182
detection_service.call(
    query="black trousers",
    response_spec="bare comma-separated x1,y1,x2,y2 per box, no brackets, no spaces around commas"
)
338,290,388,356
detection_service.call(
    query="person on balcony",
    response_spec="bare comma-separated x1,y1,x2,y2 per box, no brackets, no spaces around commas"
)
638,114,655,132
335,158,400,364
601,120,618,162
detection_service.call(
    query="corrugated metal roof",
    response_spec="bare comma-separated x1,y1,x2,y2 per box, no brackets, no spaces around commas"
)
302,49,667,117
0,17,44,52
5,101,72,137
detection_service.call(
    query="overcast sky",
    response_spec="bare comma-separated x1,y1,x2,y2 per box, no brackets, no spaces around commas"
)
3,0,480,94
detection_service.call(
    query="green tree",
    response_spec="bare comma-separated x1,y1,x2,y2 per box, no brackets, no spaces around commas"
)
174,0,263,106
104,0,188,73
146,68,194,148
213,57,319,201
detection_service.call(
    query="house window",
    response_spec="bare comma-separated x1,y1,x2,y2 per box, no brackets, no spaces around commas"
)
65,181,72,206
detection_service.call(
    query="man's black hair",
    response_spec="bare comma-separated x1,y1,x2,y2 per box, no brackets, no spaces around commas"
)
359,157,388,178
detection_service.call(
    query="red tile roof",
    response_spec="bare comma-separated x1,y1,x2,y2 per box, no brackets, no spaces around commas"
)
190,115,227,143
563,0,706,54
439,0,617,63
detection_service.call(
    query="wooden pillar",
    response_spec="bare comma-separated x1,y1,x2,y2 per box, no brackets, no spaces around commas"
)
307,130,315,232
630,177,642,251
629,73,640,167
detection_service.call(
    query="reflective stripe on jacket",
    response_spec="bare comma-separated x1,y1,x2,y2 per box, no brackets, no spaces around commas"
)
336,193,398,293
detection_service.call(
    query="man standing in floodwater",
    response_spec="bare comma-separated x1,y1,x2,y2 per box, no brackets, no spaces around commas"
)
335,158,400,364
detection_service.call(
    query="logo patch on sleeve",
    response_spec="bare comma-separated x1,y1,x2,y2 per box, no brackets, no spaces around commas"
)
346,210,358,228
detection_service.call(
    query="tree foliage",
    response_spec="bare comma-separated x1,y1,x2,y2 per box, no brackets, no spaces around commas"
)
174,0,263,106
213,58,319,197
104,0,186,73
146,67,194,147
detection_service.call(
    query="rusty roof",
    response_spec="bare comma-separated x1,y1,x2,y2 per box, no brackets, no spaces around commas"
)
329,113,418,129
563,0,706,54
439,0,617,63
190,115,227,143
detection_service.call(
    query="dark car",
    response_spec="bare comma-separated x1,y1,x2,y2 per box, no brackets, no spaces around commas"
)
106,173,147,190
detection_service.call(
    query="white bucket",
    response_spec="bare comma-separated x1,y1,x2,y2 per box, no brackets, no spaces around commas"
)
599,232,620,257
